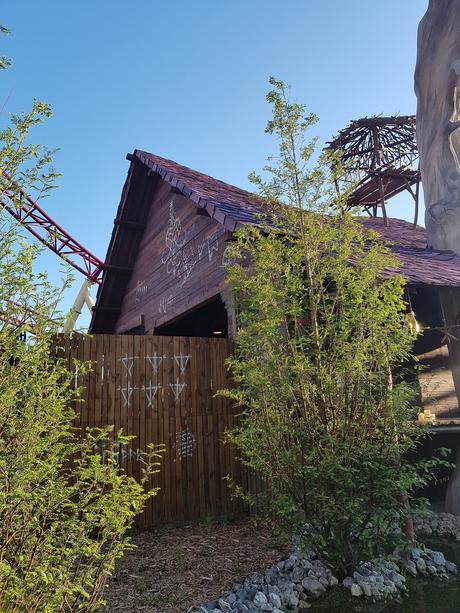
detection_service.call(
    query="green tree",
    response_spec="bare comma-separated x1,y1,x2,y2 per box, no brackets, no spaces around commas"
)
0,27,163,611
223,78,431,577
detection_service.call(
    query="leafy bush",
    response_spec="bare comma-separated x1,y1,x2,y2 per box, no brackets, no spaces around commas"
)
222,78,434,577
0,26,163,611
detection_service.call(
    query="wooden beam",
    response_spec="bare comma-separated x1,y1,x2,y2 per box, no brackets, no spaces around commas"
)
414,179,420,228
91,305,121,312
100,264,133,274
113,218,145,230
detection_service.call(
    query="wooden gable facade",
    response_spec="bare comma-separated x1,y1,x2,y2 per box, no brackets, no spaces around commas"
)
117,186,229,335
89,150,263,337
109,178,229,336
90,149,460,426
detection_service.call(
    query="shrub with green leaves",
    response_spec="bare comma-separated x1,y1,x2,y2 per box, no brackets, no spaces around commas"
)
222,78,436,578
0,306,162,610
0,304,162,612
0,25,163,611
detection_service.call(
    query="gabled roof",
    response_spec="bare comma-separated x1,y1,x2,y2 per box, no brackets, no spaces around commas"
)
134,150,267,230
90,150,460,333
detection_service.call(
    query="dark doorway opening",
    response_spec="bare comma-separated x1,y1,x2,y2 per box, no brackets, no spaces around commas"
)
154,296,228,338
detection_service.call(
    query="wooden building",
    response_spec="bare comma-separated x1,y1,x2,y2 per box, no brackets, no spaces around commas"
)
90,150,460,428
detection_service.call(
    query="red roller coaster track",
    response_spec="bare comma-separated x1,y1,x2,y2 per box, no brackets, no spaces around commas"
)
0,172,105,284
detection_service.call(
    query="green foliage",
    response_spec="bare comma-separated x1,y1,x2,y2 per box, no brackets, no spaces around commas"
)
223,78,434,577
0,27,163,611
0,24,11,71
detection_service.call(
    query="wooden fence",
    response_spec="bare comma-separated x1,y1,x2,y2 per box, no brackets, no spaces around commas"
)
55,334,246,527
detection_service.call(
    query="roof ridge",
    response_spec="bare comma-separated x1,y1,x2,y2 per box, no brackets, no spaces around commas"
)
134,149,263,201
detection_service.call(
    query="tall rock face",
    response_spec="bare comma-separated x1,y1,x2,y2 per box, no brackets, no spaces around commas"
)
415,0,460,254
416,0,460,515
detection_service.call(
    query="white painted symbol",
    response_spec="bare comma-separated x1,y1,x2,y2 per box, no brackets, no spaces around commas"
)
207,235,219,261
93,442,109,463
178,245,197,287
100,354,105,383
119,445,142,463
161,202,222,287
175,427,195,459
119,353,139,377
164,201,186,251
198,234,219,262
197,239,206,259
134,280,148,303
161,202,190,281
93,443,142,465
168,378,187,401
146,352,166,374
158,294,174,314
118,381,137,407
141,380,161,408
173,353,191,374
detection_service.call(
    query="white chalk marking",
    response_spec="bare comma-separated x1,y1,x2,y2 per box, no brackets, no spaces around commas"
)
134,280,148,303
119,353,139,377
175,427,195,459
168,378,187,401
158,294,174,314
141,380,162,408
173,353,192,374
118,381,137,407
73,363,79,389
120,446,142,462
146,352,166,374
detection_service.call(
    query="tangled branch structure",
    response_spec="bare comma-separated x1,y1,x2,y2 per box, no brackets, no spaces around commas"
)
326,115,421,226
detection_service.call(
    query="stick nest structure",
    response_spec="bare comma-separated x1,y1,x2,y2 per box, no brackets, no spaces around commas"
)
326,115,421,226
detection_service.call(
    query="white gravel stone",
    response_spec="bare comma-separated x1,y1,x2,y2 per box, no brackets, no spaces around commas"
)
268,592,282,609
360,582,372,597
432,551,446,566
253,591,268,607
287,592,299,607
416,557,427,573
351,583,363,597
301,577,325,598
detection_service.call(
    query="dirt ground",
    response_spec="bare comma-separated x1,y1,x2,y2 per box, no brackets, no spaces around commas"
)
103,519,289,613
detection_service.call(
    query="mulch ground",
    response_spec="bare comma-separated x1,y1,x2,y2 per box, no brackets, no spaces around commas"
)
103,519,289,613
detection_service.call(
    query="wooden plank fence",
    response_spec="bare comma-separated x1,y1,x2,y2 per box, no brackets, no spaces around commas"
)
54,334,246,527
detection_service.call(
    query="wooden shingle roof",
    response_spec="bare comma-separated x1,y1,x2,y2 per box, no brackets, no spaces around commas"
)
134,150,460,287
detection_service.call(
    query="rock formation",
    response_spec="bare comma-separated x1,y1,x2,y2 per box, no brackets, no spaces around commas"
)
415,0,460,254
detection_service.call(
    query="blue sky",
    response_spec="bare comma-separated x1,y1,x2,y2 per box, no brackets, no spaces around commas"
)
2,1,428,328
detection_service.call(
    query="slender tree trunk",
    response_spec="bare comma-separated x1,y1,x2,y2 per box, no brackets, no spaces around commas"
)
388,366,415,542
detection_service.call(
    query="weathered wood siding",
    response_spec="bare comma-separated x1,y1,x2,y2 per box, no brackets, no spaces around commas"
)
115,182,228,333
56,333,245,527
418,345,459,419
